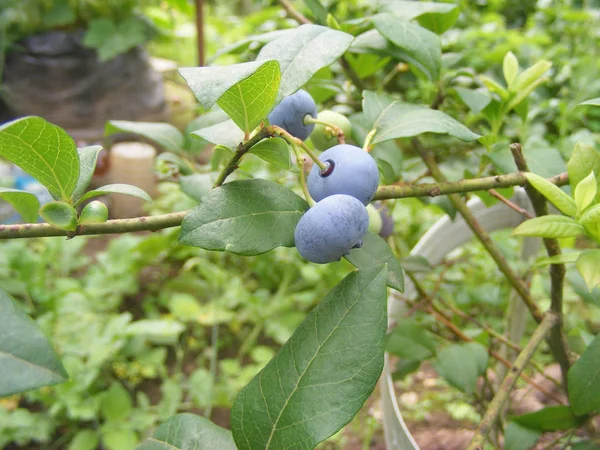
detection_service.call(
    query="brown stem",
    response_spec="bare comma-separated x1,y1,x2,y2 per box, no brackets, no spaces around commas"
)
414,139,544,323
195,0,205,66
466,313,560,450
489,188,534,219
277,0,311,24
510,143,573,387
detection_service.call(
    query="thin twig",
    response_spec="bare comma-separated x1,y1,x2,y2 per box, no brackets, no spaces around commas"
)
466,313,560,450
277,0,311,24
510,142,573,388
489,188,534,219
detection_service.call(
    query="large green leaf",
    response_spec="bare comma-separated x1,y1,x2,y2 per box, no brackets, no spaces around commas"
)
248,138,292,170
576,250,600,291
179,179,308,255
231,266,388,450
217,60,280,135
378,0,459,34
302,0,328,24
179,60,276,109
569,331,600,415
511,405,581,431
580,98,600,106
386,319,436,360
257,24,354,101
0,188,40,223
0,116,80,201
372,13,441,80
345,231,404,291
72,146,103,202
524,172,577,217
0,288,68,396
180,173,217,202
137,413,236,450
434,342,488,395
512,216,584,239
76,184,152,206
370,101,480,144
105,121,184,153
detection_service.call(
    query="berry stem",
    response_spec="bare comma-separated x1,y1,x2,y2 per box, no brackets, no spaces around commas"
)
302,116,346,144
268,125,328,171
291,144,315,207
363,128,377,152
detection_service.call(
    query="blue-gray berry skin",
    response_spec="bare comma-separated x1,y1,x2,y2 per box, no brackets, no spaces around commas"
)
268,89,317,141
294,194,369,264
307,144,379,205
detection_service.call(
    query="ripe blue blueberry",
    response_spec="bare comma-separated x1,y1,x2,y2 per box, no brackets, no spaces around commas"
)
268,89,317,141
307,144,379,205
294,194,369,264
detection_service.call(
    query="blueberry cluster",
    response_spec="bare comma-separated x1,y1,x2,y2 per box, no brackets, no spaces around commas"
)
268,90,382,264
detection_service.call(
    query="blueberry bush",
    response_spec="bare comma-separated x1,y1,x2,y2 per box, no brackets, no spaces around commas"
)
2,1,600,449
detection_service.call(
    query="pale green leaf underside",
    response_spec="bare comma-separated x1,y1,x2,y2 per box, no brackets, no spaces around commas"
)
580,98,600,106
105,121,184,153
577,250,600,292
192,119,245,149
535,252,581,267
257,24,354,101
0,116,79,201
72,145,103,202
231,266,388,450
217,60,281,134
77,184,152,205
179,179,308,256
372,101,480,143
0,188,40,223
0,288,68,396
137,413,236,450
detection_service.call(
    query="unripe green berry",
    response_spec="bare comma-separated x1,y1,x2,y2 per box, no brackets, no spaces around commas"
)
366,203,382,234
310,110,352,150
79,201,109,225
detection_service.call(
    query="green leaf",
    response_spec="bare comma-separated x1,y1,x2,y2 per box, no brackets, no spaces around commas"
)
185,109,231,153
434,342,488,395
68,430,99,450
512,216,584,239
524,172,577,217
257,24,354,101
345,231,404,292
137,413,236,450
568,143,600,197
105,121,184,153
504,422,541,450
76,184,152,206
179,60,276,110
512,60,552,93
372,13,441,81
580,98,600,106
570,442,600,450
386,319,436,360
101,383,132,422
72,146,103,202
180,173,217,202
0,116,80,201
512,405,581,431
399,255,433,272
371,101,480,144
575,171,597,212
39,201,78,231
191,119,245,149
576,250,600,291
179,179,308,256
0,188,40,223
454,87,492,114
479,75,509,99
580,204,600,226
378,0,459,34
568,330,600,415
102,428,137,450
0,288,68,396
534,252,581,267
43,0,76,27
83,18,147,62
503,51,519,88
248,138,292,170
231,266,388,450
217,61,280,134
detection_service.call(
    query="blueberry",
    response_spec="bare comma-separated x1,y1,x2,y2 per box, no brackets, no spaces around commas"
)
294,194,369,264
268,89,317,141
307,144,379,205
